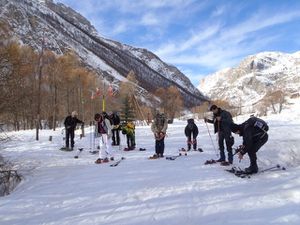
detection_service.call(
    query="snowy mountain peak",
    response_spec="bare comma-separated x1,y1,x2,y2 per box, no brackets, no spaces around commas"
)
0,0,206,106
198,51,300,109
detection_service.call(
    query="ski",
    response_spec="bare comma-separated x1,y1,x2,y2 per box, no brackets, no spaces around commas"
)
195,148,204,152
204,159,218,165
89,150,99,155
226,164,286,178
110,157,125,167
166,155,181,160
148,155,160,159
60,147,73,151
74,148,83,158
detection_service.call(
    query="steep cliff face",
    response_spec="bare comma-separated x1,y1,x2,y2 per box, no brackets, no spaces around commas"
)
198,51,300,107
0,0,206,106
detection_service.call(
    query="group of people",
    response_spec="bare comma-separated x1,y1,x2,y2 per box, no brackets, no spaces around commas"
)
204,104,269,174
64,111,136,164
149,105,269,174
64,104,269,174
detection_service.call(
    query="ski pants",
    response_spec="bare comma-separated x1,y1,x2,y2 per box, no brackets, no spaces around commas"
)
126,134,135,149
112,129,120,145
99,134,113,159
218,131,233,162
247,133,268,165
187,134,197,150
155,137,165,156
66,128,75,148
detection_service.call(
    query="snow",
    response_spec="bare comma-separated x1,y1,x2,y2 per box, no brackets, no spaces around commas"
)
198,51,300,107
0,109,300,225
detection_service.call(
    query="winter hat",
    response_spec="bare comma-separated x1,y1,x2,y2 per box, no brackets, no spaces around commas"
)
94,113,101,120
71,111,78,117
210,105,218,111
230,123,241,133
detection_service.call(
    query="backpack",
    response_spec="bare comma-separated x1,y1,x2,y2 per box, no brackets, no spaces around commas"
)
247,116,269,132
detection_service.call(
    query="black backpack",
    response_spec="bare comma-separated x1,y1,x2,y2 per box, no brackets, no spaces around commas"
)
247,116,269,132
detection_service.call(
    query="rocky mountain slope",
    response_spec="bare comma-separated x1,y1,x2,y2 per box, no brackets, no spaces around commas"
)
0,0,206,106
198,51,300,110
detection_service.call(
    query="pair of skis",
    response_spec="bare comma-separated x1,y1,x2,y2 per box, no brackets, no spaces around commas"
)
165,147,204,161
74,148,125,167
226,164,286,178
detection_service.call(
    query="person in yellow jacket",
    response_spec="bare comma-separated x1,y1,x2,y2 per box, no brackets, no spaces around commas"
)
122,121,136,151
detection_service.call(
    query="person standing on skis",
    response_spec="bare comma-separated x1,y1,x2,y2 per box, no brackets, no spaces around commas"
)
63,111,84,150
204,105,234,165
94,112,114,164
110,112,121,146
151,112,168,158
184,119,199,151
230,116,269,174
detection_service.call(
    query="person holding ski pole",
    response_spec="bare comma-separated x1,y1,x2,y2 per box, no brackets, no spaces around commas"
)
150,112,168,158
94,112,114,164
63,111,84,151
230,116,269,174
204,105,234,165
184,119,199,151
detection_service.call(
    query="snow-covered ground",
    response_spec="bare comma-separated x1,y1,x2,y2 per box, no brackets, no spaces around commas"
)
0,111,300,225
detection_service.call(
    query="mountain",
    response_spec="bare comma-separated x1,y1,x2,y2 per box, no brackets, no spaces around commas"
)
0,0,206,107
198,51,300,110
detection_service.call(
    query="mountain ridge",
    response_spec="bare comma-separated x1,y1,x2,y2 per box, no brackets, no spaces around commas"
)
0,0,207,107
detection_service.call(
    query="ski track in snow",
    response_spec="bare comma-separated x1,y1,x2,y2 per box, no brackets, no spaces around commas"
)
0,117,300,225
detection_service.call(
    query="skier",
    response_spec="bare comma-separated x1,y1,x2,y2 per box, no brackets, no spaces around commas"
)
184,119,199,151
122,121,136,151
151,112,168,158
110,112,121,146
230,116,269,174
94,112,114,164
204,105,234,165
63,111,84,150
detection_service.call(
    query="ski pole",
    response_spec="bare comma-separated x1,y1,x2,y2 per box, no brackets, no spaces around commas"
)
205,121,218,157
260,164,286,173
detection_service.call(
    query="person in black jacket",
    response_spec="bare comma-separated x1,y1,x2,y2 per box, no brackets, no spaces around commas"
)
230,116,269,174
64,111,84,150
185,119,199,151
110,112,121,146
204,105,234,164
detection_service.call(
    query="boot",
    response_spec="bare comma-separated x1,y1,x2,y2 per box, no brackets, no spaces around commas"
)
95,158,102,164
102,158,109,163
245,161,258,174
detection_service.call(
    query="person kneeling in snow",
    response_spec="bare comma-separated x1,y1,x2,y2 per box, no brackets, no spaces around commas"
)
230,116,269,174
185,119,199,151
94,112,114,164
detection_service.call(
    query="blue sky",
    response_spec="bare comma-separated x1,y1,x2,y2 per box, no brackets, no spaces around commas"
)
55,0,300,85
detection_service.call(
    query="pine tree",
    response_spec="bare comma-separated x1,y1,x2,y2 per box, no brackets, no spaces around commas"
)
120,95,136,122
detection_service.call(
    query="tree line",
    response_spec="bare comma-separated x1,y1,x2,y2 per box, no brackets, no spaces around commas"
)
0,38,185,133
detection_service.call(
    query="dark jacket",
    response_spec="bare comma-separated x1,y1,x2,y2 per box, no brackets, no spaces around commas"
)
239,117,268,154
207,108,233,135
111,113,121,126
64,116,83,130
185,119,199,138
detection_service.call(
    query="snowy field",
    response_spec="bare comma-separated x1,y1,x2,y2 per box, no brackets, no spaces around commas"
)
0,109,300,225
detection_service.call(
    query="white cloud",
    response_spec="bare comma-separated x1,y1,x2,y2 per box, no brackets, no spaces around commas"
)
141,13,160,26
154,9,300,73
